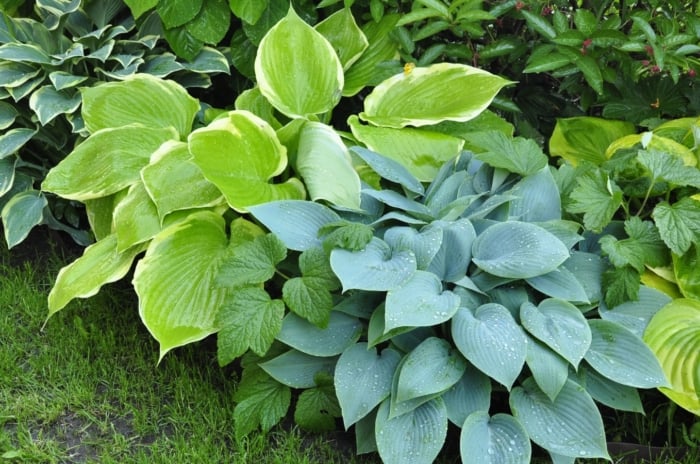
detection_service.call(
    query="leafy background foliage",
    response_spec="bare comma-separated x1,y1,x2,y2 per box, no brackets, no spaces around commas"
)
4,0,700,463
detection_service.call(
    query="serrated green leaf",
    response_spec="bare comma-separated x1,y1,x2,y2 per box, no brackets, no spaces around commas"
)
320,221,374,252
294,384,341,432
216,286,284,366
638,149,700,188
600,217,668,273
567,169,623,232
470,131,547,176
216,233,287,288
652,198,700,255
283,276,333,327
298,246,339,290
603,265,640,308
233,368,291,440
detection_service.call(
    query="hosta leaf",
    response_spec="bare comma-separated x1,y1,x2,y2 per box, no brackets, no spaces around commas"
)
113,181,161,251
1,190,46,248
188,110,305,212
385,271,460,331
141,141,223,221
561,251,603,304
510,378,609,459
48,71,88,90
460,412,531,464
81,74,199,136
133,212,228,361
585,319,668,389
277,311,362,357
644,299,700,415
47,234,143,316
452,304,527,389
360,63,512,128
282,277,333,327
255,6,343,118
426,219,476,282
296,122,361,209
330,237,417,292
349,115,464,182
249,200,341,251
525,337,569,402
673,245,700,300
525,267,589,303
472,221,570,279
396,337,466,402
508,167,561,221
0,101,18,130
260,349,337,389
335,343,401,429
350,146,424,195
549,117,635,166
0,42,51,64
375,398,448,464
315,7,368,70
0,128,36,160
43,125,177,201
598,285,671,337
216,286,284,366
29,86,81,125
0,156,16,196
520,299,591,368
578,366,644,413
383,225,442,270
442,365,491,427
156,0,202,28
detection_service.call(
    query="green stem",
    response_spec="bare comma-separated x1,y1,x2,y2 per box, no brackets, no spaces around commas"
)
635,179,656,217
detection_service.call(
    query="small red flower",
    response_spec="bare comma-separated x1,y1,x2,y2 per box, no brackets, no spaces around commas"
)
641,59,650,66
541,5,553,15
644,45,654,56
650,65,660,73
515,1,526,11
583,38,593,48
689,69,697,78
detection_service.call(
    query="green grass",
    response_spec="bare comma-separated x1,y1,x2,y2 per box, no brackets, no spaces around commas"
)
1,235,699,464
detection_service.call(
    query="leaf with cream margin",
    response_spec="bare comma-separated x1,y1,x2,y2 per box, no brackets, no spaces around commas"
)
360,63,513,128
188,110,305,212
314,7,368,70
47,234,145,317
81,74,199,136
255,7,343,118
133,211,229,361
296,122,361,209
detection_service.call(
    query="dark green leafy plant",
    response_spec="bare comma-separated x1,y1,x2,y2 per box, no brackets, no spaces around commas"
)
0,0,229,247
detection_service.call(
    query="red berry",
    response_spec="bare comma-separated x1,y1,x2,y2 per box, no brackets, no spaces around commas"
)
689,69,697,78
645,45,654,55
650,65,660,73
641,60,650,66
583,38,593,48
541,5,553,15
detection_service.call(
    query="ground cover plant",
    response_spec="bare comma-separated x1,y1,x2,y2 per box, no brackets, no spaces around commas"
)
0,0,229,248
33,4,698,463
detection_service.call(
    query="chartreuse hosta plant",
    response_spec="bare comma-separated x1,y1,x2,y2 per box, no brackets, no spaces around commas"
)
42,7,509,360
239,147,671,464
550,115,700,418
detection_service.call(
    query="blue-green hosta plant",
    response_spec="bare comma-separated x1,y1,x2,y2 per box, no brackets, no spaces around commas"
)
42,6,510,363
235,146,671,463
0,0,229,248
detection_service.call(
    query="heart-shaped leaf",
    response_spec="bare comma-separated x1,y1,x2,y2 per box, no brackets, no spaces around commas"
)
277,311,362,357
472,221,570,279
460,412,531,464
330,237,417,291
259,349,337,389
525,337,569,402
1,190,46,248
383,226,443,270
385,271,460,331
314,7,368,70
335,343,401,429
442,365,491,427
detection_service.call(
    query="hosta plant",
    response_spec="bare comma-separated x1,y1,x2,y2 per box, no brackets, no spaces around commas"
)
0,0,229,247
240,146,670,463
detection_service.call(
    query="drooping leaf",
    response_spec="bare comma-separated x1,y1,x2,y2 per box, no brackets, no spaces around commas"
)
133,212,228,361
472,221,570,279
460,412,531,464
259,349,337,389
0,128,37,160
385,271,460,331
644,299,700,415
375,398,448,464
520,299,591,368
188,110,305,212
350,146,424,195
452,304,527,389
510,378,610,459
47,234,144,316
216,286,284,366
277,311,362,357
360,63,513,128
426,219,477,282
112,180,161,252
395,337,466,402
255,6,343,118
442,365,491,427
578,366,644,413
81,74,199,136
330,237,417,291
28,86,81,125
525,337,569,402
43,126,177,201
249,200,341,251
296,122,361,209
585,319,668,389
335,343,401,429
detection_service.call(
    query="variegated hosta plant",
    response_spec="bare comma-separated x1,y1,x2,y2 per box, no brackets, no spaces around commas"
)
43,6,510,361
